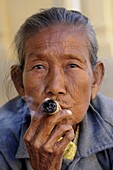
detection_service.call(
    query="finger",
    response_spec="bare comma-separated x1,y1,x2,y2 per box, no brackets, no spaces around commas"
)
31,109,72,148
25,108,72,150
56,128,74,153
24,110,44,143
42,109,72,134
24,98,52,144
48,124,73,144
43,124,74,153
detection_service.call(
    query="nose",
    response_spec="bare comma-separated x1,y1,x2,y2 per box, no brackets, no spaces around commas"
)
45,68,66,96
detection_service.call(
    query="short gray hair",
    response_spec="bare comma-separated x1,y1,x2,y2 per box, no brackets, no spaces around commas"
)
14,7,98,69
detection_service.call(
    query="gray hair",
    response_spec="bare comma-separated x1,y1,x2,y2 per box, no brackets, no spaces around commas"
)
14,7,98,69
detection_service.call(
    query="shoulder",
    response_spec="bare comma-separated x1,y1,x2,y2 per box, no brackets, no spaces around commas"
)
92,93,113,125
0,96,26,148
0,96,21,114
0,96,24,131
0,97,29,160
0,97,28,168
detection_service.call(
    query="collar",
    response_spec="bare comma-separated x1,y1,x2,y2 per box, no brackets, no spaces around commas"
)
77,103,113,158
15,94,113,159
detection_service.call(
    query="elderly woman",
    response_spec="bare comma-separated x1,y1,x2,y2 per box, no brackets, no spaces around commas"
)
0,7,113,170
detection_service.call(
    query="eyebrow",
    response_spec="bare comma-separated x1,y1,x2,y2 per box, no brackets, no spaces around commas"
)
26,52,47,60
62,53,87,63
26,51,87,63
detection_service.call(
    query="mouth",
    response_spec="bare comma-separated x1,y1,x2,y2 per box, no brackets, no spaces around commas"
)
49,98,73,110
41,98,73,116
59,104,73,110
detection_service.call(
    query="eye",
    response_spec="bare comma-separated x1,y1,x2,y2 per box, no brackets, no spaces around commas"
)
33,65,44,69
68,63,78,68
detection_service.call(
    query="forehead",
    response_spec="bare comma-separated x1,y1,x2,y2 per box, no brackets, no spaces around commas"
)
24,24,89,59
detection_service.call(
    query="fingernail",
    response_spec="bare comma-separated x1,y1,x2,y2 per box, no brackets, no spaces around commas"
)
64,109,72,115
30,110,36,119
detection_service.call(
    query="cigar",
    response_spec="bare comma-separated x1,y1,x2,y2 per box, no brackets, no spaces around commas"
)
41,98,61,115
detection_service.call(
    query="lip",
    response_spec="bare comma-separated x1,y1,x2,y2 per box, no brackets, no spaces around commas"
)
57,102,73,110
43,97,73,110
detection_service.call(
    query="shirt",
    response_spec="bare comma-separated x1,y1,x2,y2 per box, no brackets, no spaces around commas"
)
0,93,113,170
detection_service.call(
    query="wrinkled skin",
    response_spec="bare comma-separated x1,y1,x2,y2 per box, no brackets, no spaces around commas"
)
12,24,104,170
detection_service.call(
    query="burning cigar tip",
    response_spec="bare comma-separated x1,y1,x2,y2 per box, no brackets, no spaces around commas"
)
41,98,61,115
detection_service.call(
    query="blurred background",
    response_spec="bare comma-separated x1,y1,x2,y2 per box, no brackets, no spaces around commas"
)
0,0,113,106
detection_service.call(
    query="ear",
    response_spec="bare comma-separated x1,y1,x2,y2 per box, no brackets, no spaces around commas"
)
91,61,105,99
11,65,25,98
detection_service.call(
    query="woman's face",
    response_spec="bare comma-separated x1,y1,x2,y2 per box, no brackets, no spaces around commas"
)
22,24,94,124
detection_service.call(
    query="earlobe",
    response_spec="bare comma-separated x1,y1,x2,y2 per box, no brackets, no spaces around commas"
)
91,61,105,99
11,65,25,98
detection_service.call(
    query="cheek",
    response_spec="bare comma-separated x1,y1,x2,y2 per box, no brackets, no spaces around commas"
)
68,72,92,123
69,72,92,99
23,73,45,109
23,75,39,94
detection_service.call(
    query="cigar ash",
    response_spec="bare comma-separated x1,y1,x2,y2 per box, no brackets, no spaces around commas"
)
41,99,58,115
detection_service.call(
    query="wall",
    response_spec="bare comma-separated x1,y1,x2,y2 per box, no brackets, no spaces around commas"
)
80,0,113,98
0,0,54,105
0,0,113,106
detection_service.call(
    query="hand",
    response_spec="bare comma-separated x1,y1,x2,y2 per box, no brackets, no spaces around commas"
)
24,108,74,170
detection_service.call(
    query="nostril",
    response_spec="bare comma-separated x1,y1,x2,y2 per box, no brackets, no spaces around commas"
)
58,92,64,94
47,91,64,96
47,91,53,95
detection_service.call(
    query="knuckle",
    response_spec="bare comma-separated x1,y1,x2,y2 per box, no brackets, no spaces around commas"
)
59,124,72,132
43,144,53,153
24,134,31,143
59,124,65,131
31,140,40,149
66,129,74,141
24,136,31,148
47,117,55,127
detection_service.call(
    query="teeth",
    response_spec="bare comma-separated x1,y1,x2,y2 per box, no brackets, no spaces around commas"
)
41,98,61,115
